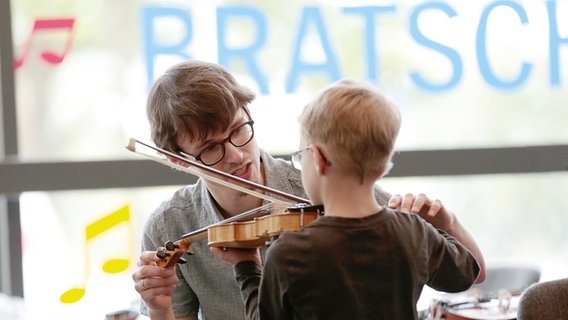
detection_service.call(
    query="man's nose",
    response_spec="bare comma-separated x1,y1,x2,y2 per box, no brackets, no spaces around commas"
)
222,141,244,162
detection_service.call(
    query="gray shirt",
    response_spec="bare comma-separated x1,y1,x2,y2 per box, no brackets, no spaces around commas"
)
140,149,391,319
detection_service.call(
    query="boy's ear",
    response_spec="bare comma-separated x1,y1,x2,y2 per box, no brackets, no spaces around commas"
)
311,146,327,175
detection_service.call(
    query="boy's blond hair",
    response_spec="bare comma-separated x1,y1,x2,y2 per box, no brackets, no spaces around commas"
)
299,79,401,182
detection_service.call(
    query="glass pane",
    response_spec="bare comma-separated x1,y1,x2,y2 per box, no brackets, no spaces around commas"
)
382,172,568,310
19,188,178,319
8,0,568,319
11,0,568,161
17,172,568,318
381,172,568,280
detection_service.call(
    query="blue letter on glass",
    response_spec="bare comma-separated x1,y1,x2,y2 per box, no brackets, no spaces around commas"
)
286,6,341,93
141,5,192,89
477,0,532,90
342,6,397,85
547,0,565,86
409,2,462,92
217,5,268,94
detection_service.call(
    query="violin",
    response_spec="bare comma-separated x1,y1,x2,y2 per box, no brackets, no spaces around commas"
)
207,203,323,248
126,138,322,268
154,203,323,268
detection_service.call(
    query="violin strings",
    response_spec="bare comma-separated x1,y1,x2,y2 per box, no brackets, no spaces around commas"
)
177,202,275,240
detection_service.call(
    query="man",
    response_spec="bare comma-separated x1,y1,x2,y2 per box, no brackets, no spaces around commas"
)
131,61,485,320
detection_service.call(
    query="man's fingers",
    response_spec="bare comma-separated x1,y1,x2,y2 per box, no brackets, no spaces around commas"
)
388,194,402,208
427,199,443,217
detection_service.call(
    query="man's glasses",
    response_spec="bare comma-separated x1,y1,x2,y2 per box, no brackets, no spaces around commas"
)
186,120,255,166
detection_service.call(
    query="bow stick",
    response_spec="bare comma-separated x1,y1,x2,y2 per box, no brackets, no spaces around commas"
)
126,138,309,205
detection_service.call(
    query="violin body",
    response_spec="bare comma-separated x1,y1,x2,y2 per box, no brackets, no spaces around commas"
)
207,210,320,248
155,204,323,267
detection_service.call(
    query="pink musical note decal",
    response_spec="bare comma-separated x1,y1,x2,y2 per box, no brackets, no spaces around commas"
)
14,18,76,69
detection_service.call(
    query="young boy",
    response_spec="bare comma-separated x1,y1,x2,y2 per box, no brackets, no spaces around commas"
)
212,79,485,319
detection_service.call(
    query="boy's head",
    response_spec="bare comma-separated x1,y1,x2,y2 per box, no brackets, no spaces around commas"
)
299,79,401,182
147,60,256,153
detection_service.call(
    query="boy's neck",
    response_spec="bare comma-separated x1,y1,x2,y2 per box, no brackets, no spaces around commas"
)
321,179,382,218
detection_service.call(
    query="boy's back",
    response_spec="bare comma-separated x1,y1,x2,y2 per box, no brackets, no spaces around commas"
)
237,208,479,320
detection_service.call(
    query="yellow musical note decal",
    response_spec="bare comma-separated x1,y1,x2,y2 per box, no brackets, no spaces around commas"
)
60,204,132,304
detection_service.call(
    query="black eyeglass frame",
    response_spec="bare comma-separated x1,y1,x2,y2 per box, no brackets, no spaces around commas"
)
184,119,255,166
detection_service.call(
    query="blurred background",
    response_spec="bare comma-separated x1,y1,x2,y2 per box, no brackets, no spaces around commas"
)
1,0,567,319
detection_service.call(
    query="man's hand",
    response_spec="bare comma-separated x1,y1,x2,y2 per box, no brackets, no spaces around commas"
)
132,250,179,320
388,193,454,230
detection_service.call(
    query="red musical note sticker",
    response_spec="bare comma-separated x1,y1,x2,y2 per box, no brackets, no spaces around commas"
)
14,18,76,69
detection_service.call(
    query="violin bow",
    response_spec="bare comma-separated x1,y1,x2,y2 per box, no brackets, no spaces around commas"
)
126,138,309,205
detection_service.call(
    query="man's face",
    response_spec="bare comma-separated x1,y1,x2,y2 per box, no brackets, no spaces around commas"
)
177,110,263,188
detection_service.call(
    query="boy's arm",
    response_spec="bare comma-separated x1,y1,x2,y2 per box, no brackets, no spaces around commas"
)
234,260,262,320
388,193,486,283
210,247,262,320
